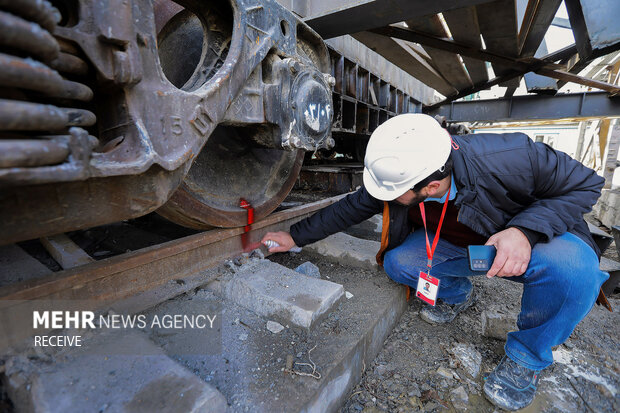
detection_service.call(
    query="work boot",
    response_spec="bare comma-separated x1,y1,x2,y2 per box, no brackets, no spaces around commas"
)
483,356,541,411
419,290,474,325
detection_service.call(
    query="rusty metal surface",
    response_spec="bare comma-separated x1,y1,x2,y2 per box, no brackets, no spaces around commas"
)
0,0,335,244
49,52,89,76
0,139,69,168
0,54,92,101
0,10,59,62
0,128,97,186
0,0,60,32
0,100,95,131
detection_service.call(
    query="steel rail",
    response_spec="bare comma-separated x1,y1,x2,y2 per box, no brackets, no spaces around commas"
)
0,195,345,350
0,195,344,304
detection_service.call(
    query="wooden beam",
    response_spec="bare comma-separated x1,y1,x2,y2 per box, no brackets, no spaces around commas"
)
535,68,620,95
443,6,489,85
518,0,562,57
353,30,458,97
370,27,616,94
476,0,521,88
406,15,473,91
304,0,492,39
40,234,94,269
369,26,531,70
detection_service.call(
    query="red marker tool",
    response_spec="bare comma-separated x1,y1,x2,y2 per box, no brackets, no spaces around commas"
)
239,198,261,252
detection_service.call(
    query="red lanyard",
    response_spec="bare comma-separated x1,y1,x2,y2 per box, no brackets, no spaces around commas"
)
418,187,451,273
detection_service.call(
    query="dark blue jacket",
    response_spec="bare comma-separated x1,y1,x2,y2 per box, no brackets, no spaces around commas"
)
290,133,604,259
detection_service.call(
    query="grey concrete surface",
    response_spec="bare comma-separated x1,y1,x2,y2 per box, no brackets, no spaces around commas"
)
593,188,620,229
211,259,345,330
144,252,408,413
0,245,51,288
3,330,226,413
304,232,381,271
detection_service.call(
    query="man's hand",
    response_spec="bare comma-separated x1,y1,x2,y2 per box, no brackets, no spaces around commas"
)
261,231,297,252
485,227,531,278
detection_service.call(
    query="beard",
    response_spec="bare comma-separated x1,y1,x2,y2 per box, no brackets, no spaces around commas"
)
394,190,429,206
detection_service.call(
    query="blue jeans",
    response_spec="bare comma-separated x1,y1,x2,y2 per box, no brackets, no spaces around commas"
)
383,230,609,370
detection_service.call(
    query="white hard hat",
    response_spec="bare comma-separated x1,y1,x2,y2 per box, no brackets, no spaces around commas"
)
363,113,451,201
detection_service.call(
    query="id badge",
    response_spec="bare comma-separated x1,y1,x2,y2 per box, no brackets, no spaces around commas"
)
416,271,440,306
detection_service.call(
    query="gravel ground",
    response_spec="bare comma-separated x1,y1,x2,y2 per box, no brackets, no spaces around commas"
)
334,264,619,412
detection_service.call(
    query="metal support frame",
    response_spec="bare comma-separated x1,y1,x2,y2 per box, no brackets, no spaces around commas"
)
304,0,491,39
372,25,620,102
425,91,620,123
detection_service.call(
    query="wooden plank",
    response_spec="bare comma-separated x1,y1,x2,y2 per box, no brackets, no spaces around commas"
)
40,234,94,269
476,0,521,88
535,67,620,94
443,6,489,85
518,0,562,57
353,31,457,97
406,15,473,91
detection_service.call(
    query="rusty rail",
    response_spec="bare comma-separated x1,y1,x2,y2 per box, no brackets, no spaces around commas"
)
0,195,343,350
0,195,343,305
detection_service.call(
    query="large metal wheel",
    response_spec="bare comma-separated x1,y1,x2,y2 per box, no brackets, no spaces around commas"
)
157,125,304,228
153,0,306,228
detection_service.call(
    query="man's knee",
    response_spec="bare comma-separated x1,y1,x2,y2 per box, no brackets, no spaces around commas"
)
529,236,607,303
384,249,415,285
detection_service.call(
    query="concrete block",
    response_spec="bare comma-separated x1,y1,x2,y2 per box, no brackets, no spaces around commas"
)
481,307,518,341
0,244,51,288
304,232,381,271
5,330,227,413
600,257,620,272
593,188,620,229
295,261,321,278
220,260,344,329
151,260,408,413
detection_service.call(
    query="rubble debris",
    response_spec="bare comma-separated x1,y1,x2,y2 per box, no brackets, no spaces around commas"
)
450,343,482,379
436,366,455,380
294,261,321,278
450,386,469,411
250,248,265,260
266,320,285,334
345,291,354,299
233,253,250,266
214,260,344,329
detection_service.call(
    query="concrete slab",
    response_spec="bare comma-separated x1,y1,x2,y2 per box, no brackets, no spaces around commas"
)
4,330,227,413
145,253,408,413
212,260,344,330
0,244,51,288
304,232,381,271
593,188,620,229
600,256,620,272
